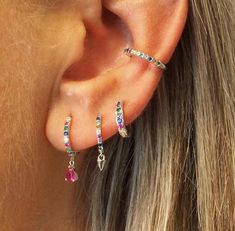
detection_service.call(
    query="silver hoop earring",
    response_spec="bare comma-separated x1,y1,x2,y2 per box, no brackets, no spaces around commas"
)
115,101,128,138
64,116,79,182
96,114,106,171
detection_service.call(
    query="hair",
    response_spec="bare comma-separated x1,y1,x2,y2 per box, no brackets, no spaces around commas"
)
75,0,235,230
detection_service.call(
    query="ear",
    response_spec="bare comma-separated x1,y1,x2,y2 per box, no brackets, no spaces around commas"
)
46,0,188,151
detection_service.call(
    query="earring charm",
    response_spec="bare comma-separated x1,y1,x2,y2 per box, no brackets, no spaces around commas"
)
115,101,128,138
124,47,167,71
96,114,106,171
64,116,79,183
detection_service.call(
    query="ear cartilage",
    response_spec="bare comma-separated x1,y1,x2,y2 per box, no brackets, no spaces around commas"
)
64,116,79,183
96,114,106,171
115,101,129,138
124,48,167,71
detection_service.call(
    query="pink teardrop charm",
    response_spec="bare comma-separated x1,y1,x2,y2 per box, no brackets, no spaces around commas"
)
65,167,78,182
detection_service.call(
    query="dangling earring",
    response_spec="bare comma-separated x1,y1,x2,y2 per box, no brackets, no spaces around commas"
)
115,101,128,138
96,114,106,171
64,116,79,182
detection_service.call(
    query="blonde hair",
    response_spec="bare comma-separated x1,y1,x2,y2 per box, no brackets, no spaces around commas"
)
76,0,235,230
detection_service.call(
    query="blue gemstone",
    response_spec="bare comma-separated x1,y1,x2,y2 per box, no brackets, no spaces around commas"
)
64,132,69,136
117,118,122,123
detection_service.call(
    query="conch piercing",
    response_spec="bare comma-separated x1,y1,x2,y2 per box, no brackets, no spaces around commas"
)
64,116,79,182
115,101,128,138
96,114,106,171
124,47,167,71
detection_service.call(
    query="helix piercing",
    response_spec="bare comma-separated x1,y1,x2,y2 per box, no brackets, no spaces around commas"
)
64,116,79,182
115,101,128,138
124,48,167,71
96,114,106,171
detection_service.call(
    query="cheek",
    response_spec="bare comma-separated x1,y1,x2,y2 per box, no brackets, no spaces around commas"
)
0,2,86,162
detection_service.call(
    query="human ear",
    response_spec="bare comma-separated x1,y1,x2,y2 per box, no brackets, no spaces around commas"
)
46,0,188,151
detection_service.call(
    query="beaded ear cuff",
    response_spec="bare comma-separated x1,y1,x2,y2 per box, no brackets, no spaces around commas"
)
124,47,167,71
64,116,79,183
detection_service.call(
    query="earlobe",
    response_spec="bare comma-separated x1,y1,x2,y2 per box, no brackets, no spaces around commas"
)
46,0,188,152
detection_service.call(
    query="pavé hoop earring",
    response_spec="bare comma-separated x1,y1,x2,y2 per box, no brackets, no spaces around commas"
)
115,101,128,138
64,116,79,182
96,114,106,171
124,48,167,71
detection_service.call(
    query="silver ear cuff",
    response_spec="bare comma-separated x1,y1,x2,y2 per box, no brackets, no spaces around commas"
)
124,48,167,71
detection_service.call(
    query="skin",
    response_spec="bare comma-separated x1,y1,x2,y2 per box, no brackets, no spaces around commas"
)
0,0,188,230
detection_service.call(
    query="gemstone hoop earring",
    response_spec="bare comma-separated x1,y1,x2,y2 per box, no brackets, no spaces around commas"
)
64,116,79,182
96,114,106,171
115,101,128,138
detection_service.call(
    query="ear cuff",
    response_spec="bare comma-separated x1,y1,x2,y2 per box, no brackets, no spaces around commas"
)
124,47,167,71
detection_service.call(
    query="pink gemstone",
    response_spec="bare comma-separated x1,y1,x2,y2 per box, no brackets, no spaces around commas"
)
65,168,78,182
119,124,124,129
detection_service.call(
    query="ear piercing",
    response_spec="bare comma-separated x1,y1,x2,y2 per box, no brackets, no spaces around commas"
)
96,114,106,171
115,101,128,138
124,47,167,71
62,47,163,178
64,116,79,183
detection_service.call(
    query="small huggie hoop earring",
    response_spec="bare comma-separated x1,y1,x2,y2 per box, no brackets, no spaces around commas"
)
64,116,79,182
96,114,106,171
115,101,128,138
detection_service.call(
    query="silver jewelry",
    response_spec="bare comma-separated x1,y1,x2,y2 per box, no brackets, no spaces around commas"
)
64,116,79,182
115,101,128,138
124,48,167,71
96,114,106,171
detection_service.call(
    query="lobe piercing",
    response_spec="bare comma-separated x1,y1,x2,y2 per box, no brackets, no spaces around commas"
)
124,47,167,71
96,114,106,171
64,116,79,182
115,101,128,138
